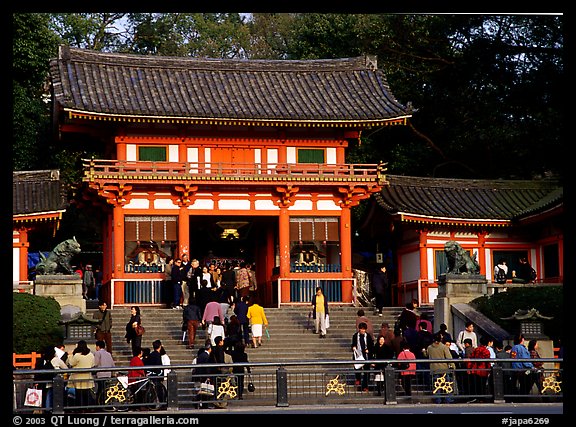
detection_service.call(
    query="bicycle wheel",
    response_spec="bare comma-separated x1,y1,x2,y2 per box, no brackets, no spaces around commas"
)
143,381,161,410
100,380,131,411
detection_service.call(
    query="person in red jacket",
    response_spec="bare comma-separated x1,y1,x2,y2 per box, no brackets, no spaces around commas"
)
128,346,145,405
466,335,492,402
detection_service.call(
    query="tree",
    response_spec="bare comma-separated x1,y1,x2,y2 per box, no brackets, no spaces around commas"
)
12,13,59,171
249,14,563,180
13,293,63,354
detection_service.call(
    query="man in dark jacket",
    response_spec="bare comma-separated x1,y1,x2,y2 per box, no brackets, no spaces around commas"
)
351,322,375,392
183,299,202,349
144,340,165,401
371,264,389,316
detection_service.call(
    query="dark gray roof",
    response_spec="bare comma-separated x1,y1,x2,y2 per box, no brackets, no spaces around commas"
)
13,170,67,216
375,175,563,223
50,46,411,124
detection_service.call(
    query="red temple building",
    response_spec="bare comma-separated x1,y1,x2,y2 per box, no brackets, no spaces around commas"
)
49,46,412,307
12,170,67,288
361,175,563,305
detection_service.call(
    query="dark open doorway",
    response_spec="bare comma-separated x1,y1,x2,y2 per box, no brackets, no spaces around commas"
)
187,215,278,306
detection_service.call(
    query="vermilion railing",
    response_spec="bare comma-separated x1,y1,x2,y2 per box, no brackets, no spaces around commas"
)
83,158,386,184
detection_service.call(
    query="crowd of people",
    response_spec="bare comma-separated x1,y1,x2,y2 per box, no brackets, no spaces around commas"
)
29,258,548,412
348,299,549,403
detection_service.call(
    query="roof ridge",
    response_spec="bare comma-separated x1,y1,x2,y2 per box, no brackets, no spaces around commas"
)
58,45,375,72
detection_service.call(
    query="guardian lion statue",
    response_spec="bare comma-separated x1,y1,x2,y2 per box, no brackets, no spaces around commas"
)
35,237,81,275
444,240,480,274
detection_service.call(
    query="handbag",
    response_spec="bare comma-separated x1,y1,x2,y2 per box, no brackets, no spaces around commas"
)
24,387,42,407
135,325,145,336
198,379,215,396
247,374,255,392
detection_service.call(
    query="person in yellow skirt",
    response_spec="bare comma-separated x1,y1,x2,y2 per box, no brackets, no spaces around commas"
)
246,296,268,348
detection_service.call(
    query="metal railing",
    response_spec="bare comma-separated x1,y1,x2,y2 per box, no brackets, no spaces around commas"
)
13,358,562,413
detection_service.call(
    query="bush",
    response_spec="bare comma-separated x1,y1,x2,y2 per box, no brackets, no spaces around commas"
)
471,286,563,344
13,293,64,354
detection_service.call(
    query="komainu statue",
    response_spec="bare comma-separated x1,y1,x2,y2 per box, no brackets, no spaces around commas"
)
35,237,81,275
444,240,480,274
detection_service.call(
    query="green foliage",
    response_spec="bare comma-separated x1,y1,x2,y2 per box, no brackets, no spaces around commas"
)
13,293,64,354
12,13,59,171
471,287,563,342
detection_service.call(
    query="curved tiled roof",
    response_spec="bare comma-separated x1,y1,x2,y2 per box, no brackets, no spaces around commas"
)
375,175,563,224
50,46,411,124
13,170,67,216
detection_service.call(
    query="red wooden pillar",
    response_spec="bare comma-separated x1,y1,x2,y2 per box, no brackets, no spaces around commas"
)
279,207,291,303
418,230,428,304
477,232,487,276
18,229,29,284
112,205,125,305
178,207,190,257
340,207,353,303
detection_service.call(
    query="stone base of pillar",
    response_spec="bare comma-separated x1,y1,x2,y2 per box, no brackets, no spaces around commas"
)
34,275,86,313
437,273,487,297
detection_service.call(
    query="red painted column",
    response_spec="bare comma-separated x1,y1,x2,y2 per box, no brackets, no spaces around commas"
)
178,206,190,257
18,229,29,283
279,207,291,303
477,232,487,275
418,230,428,304
340,207,353,303
112,205,125,305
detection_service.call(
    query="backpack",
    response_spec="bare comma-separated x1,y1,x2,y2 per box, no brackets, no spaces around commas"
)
495,266,507,284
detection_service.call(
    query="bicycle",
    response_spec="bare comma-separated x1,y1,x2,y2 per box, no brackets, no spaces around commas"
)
99,374,167,411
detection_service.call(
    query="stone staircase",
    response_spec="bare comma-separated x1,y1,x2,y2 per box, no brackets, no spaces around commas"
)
88,306,409,366
88,305,433,407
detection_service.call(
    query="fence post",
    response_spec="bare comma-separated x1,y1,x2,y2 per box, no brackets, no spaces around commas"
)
52,374,65,414
491,364,505,403
276,367,289,407
166,371,179,410
384,365,397,405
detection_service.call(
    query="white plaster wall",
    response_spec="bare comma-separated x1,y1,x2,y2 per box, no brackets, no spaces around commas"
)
218,199,251,210
168,145,179,162
188,199,214,210
267,149,278,166
13,247,20,282
326,147,337,164
255,200,279,210
287,147,297,163
124,199,150,209
289,199,313,210
153,199,178,209
188,147,199,172
317,200,340,210
126,144,137,161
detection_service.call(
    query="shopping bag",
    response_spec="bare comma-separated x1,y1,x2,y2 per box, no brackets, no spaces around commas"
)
24,387,42,407
198,379,214,396
374,372,385,382
325,314,330,329
353,348,365,369
265,326,270,340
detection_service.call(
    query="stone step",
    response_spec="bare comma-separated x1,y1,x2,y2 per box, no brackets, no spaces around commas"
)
91,306,415,366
